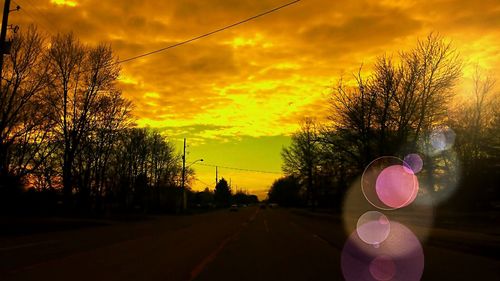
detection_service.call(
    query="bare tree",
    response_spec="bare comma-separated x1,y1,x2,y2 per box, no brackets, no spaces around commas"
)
0,26,52,180
401,33,462,146
47,33,120,208
328,67,378,167
72,89,132,211
282,118,320,207
328,34,461,160
453,67,497,172
281,34,463,209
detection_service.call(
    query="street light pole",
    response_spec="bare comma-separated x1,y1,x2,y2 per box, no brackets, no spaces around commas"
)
180,138,203,211
0,0,12,82
181,138,186,211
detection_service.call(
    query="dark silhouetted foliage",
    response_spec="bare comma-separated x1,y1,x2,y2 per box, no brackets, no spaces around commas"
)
268,176,303,207
278,34,499,214
214,178,232,208
232,191,259,205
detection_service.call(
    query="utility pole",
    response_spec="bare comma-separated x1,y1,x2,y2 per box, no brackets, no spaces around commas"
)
0,0,12,81
215,166,218,186
181,138,186,211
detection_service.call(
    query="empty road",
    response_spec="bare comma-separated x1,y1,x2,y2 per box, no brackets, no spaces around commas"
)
1,207,498,281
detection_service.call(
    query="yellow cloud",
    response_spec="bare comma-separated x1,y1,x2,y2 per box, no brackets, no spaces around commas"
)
12,0,500,196
51,0,77,7
143,92,160,99
229,36,257,48
118,74,139,85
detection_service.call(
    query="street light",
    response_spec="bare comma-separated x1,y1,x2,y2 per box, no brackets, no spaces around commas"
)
181,158,203,211
187,159,203,168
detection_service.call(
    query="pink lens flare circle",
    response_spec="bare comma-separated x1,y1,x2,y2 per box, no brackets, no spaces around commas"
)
404,153,423,174
361,156,419,210
356,211,390,245
369,255,396,281
376,165,419,209
341,221,424,281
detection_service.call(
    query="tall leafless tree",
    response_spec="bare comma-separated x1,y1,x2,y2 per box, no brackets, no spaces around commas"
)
0,26,52,180
47,33,120,208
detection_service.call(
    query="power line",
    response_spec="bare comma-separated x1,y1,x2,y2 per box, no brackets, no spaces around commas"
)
13,5,54,36
194,177,212,187
13,0,58,35
116,0,301,64
195,162,282,175
23,0,59,31
12,0,300,76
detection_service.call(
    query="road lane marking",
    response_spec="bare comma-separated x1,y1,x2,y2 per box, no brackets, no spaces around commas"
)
312,234,329,245
188,234,234,281
264,219,270,233
248,210,258,222
9,234,154,273
288,218,343,251
188,208,259,281
0,240,56,251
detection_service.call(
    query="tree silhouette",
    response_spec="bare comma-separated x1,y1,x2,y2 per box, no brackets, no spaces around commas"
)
47,32,122,210
279,33,476,211
232,190,259,205
450,68,499,210
214,178,232,207
282,118,321,207
0,27,192,215
268,176,302,207
0,26,51,185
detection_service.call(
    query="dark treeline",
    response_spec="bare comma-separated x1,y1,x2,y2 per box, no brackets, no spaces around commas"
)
0,26,180,215
190,178,259,209
0,26,251,216
270,34,499,213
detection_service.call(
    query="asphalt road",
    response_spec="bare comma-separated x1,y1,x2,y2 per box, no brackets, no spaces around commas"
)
1,207,498,281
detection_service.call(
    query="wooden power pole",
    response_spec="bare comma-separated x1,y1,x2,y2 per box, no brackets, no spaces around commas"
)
0,0,12,81
181,138,186,211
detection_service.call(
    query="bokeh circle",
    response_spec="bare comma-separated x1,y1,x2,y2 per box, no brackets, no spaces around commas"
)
376,164,419,209
341,221,424,281
420,126,456,156
404,153,423,174
356,211,390,245
361,156,419,210
369,255,396,281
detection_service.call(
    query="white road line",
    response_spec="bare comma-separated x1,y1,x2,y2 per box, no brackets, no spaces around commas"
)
0,240,56,251
312,234,329,244
189,209,258,281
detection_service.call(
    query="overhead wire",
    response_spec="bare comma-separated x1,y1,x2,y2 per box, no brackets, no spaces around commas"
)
10,1,299,176
11,0,301,76
8,0,298,181
13,0,59,36
193,177,213,187
194,162,282,175
115,0,301,64
22,0,60,31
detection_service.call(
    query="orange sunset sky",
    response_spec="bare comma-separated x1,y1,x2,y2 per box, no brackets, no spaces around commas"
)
11,0,500,198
